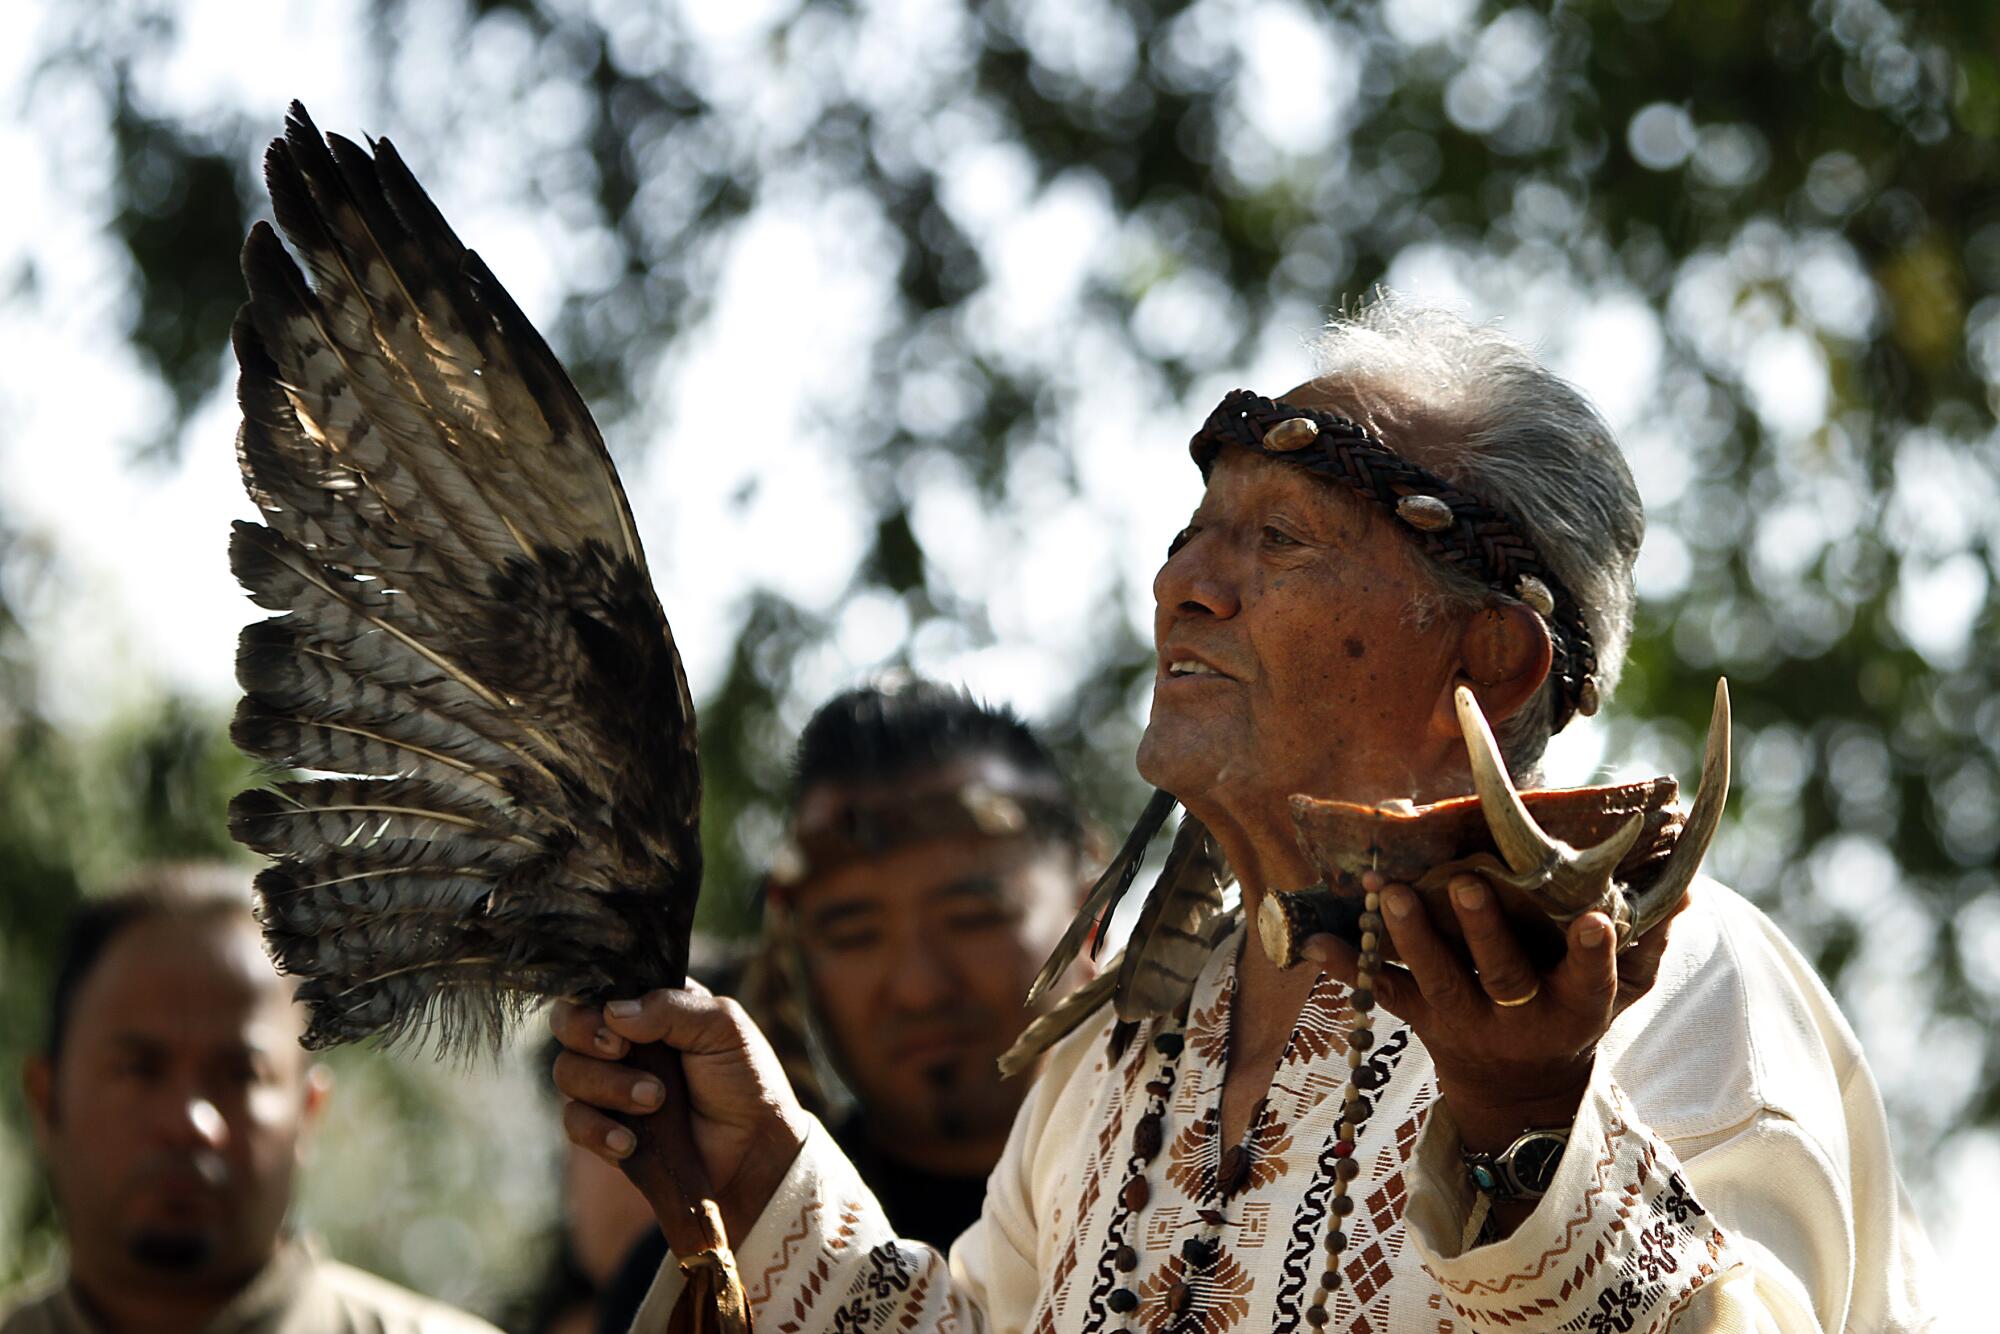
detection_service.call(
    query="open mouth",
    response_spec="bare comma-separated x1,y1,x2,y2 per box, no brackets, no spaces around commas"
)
1165,659,1228,680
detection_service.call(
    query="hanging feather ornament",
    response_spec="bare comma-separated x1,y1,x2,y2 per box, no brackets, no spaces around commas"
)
226,103,746,1333
1003,792,1235,1076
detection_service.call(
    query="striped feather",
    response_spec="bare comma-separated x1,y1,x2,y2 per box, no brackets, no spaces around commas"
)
227,104,701,1055
1113,815,1228,1021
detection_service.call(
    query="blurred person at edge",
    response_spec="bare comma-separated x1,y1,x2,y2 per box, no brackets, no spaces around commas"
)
588,681,1102,1324
4,867,501,1334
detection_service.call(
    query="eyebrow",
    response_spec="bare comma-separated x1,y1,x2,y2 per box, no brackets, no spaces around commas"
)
803,900,883,932
929,875,1008,906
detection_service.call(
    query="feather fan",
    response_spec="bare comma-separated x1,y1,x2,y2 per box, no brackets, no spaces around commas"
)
228,103,740,1331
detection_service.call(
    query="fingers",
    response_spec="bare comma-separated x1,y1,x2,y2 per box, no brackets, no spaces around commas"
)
548,999,630,1059
552,1049,667,1117
1617,890,1689,997
1445,874,1540,1006
1299,928,1425,1020
1549,911,1617,1021
599,987,746,1052
1376,881,1479,1019
562,1097,637,1163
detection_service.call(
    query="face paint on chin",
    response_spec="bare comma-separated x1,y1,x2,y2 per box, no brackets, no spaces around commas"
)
923,1061,969,1138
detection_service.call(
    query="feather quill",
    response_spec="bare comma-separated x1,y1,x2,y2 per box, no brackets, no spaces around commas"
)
1024,786,1176,1006
1112,815,1227,1020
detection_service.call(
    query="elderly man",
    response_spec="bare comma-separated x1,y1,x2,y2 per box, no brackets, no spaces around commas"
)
6,870,499,1334
551,302,1935,1331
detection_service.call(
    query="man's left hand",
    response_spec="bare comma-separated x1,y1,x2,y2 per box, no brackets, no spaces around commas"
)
1302,869,1684,1157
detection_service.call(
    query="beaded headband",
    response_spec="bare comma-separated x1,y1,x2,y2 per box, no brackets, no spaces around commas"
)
1188,388,1600,733
765,782,1082,900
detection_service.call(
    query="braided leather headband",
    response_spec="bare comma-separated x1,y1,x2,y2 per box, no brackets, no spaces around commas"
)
1189,389,1600,733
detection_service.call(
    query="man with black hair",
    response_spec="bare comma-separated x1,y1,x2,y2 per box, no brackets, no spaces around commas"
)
746,679,1098,1248
585,681,1098,1328
5,867,498,1334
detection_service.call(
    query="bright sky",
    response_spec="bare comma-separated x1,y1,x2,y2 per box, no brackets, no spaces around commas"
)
0,0,1990,1313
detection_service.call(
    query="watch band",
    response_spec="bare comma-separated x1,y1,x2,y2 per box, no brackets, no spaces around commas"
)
1461,1126,1570,1202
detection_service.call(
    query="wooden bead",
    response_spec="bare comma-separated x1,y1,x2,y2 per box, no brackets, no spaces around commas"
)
1323,1228,1347,1252
1321,1268,1343,1290
1351,988,1375,1012
1145,1078,1171,1099
1134,1114,1163,1160
1305,1305,1329,1327
1357,951,1381,971
1352,1065,1382,1090
1363,892,1381,912
1181,1236,1217,1269
1220,1145,1250,1195
1332,1194,1355,1215
1123,1177,1150,1211
1166,1280,1191,1315
1358,912,1384,933
1153,1031,1185,1058
1336,1158,1359,1181
1107,1289,1138,1314
1115,1244,1138,1272
1349,1028,1373,1051
1199,1208,1228,1227
1346,1047,1363,1068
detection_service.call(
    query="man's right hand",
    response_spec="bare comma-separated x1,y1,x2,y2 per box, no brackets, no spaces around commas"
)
549,982,809,1242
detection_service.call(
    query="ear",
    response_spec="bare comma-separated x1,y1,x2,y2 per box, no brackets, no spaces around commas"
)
23,1054,55,1149
297,1062,332,1148
1428,600,1552,740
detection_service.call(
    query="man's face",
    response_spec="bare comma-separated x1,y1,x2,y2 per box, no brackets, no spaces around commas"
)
25,914,325,1291
790,766,1081,1146
1138,447,1462,814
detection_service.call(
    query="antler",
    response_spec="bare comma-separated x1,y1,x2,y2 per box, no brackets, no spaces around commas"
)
1453,686,1645,933
1626,678,1731,938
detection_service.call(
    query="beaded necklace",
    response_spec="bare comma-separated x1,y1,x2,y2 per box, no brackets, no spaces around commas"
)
1099,889,1385,1331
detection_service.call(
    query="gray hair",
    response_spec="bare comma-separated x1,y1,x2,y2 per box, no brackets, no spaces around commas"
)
1305,297,1644,780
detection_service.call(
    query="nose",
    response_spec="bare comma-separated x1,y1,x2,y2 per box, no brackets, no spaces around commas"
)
159,1090,228,1151
884,930,957,1012
1152,532,1239,621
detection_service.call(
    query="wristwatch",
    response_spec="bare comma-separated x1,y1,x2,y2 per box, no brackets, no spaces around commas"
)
1461,1127,1569,1202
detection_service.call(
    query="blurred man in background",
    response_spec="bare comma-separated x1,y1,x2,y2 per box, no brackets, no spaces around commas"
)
5,867,499,1334
751,680,1098,1243
590,680,1099,1314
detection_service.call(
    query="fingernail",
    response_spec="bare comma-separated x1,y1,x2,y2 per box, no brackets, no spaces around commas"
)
1385,887,1415,919
631,1078,664,1109
1451,880,1488,911
1579,918,1608,946
605,1127,636,1158
606,999,642,1019
594,1028,627,1056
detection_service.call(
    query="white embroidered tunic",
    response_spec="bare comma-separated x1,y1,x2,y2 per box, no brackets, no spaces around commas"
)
634,882,1936,1332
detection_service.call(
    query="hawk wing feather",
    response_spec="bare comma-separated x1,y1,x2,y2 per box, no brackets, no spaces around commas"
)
229,103,699,1056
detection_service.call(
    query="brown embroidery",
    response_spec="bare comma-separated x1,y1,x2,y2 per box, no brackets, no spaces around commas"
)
1283,978,1352,1067
1133,1250,1254,1334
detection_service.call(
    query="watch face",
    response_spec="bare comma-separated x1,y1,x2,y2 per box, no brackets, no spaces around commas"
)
1509,1133,1568,1193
